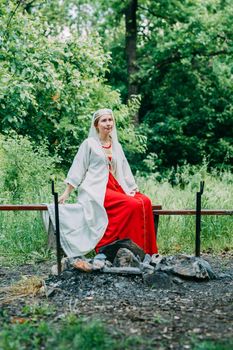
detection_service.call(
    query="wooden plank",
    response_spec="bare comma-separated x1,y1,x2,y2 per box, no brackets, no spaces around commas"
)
0,205,232,216
0,204,48,211
152,205,162,210
152,209,233,215
102,266,142,275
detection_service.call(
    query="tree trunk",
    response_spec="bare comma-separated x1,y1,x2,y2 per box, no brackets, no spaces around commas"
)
125,0,139,124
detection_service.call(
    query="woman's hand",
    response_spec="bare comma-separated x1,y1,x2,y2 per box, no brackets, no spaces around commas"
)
58,192,69,204
58,183,75,204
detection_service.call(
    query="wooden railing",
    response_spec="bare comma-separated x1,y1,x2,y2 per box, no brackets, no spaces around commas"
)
1,204,232,274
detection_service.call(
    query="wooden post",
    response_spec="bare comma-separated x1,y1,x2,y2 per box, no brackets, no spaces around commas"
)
152,205,162,237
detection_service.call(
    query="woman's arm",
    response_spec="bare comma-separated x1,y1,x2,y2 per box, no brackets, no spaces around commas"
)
65,139,90,189
59,139,90,203
58,183,74,204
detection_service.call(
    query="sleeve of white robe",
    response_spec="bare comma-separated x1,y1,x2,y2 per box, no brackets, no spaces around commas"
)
64,139,90,188
119,144,138,193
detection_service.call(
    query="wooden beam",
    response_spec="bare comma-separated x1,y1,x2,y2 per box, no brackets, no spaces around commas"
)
152,209,233,215
0,205,232,216
152,205,162,210
0,204,48,211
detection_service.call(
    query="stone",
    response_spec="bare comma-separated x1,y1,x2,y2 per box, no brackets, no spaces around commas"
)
195,258,216,280
113,248,141,268
217,273,232,279
45,286,56,297
140,254,155,274
175,255,216,280
155,254,216,280
143,254,152,265
143,271,174,289
140,262,154,274
98,238,145,263
61,270,74,279
92,259,105,271
94,253,107,260
151,254,163,266
61,257,70,271
172,276,184,285
73,258,93,272
105,260,113,267
50,257,70,275
91,253,107,271
51,264,59,275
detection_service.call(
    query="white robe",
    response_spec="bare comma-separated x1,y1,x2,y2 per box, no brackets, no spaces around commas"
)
45,137,138,257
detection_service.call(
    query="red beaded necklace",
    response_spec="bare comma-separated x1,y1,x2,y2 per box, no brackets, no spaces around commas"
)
102,142,112,149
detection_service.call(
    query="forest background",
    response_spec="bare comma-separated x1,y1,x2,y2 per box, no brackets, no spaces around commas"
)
0,0,233,262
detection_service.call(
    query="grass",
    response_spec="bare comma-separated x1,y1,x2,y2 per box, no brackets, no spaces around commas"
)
193,340,233,350
0,211,49,264
0,307,151,350
1,304,232,350
0,156,233,264
0,315,113,350
137,167,233,254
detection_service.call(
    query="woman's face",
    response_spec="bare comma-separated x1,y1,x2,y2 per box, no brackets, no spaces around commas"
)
96,114,114,137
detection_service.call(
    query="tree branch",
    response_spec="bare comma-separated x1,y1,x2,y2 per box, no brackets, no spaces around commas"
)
156,49,231,69
138,5,177,25
6,0,23,29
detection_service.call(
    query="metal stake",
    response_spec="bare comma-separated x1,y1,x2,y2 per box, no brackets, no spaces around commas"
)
52,180,62,274
153,215,159,237
195,181,204,257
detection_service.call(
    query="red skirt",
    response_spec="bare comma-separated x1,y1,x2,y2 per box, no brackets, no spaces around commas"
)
96,172,158,255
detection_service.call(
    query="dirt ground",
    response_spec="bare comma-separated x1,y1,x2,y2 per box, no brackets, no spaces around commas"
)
0,253,232,350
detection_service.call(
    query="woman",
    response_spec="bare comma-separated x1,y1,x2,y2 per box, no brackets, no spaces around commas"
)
58,108,158,258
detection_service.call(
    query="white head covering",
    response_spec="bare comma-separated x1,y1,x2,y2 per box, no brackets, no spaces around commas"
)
88,108,119,145
88,108,138,194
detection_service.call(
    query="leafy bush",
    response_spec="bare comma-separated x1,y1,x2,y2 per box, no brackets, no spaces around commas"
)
0,133,60,203
0,133,61,263
0,1,146,169
136,1,233,170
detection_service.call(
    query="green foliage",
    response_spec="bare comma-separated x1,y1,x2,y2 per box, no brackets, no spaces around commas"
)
0,153,232,264
193,340,233,350
0,1,145,168
0,316,112,350
0,133,60,263
39,0,233,170
0,1,232,264
0,310,144,350
0,133,59,202
21,303,56,319
136,163,233,254
136,0,233,169
0,127,144,264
